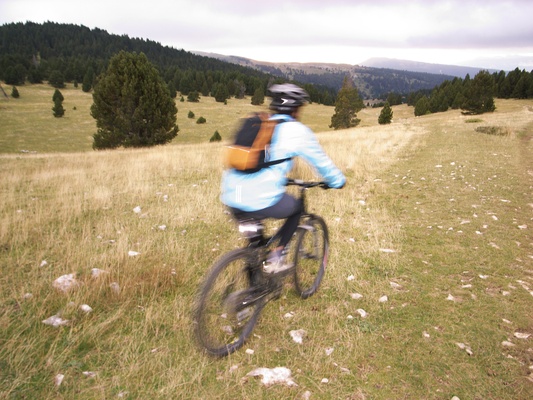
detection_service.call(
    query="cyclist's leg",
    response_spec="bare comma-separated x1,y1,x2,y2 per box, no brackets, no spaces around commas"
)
230,194,302,248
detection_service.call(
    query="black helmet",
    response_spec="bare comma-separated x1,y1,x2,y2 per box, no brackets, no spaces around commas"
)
268,83,310,112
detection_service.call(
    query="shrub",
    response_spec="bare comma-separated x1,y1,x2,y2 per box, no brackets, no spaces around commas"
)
209,130,222,142
475,126,509,136
196,116,206,124
188,111,195,119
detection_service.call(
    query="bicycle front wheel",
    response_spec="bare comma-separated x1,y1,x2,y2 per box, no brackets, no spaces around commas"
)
193,248,265,357
293,215,329,299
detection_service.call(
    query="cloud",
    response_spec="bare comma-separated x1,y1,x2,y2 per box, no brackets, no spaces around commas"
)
1,0,532,69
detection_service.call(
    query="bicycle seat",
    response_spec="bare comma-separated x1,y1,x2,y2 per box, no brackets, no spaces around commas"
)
237,218,265,239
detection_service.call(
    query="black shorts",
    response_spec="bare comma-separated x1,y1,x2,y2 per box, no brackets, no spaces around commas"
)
229,193,302,221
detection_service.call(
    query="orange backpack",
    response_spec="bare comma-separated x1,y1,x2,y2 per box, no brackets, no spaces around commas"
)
225,112,289,172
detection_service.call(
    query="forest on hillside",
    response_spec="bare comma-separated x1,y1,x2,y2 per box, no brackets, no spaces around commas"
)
0,21,337,104
1,21,532,111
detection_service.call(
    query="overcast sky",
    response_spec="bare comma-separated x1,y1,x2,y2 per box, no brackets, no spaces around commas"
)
2,0,533,71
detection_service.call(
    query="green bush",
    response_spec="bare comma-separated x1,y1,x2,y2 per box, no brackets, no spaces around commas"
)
209,130,222,142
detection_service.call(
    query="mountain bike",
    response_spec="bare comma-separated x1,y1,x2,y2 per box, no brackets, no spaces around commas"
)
193,179,330,357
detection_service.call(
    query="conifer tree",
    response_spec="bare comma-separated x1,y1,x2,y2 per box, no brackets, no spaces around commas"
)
414,96,429,116
52,90,65,117
378,102,393,124
461,70,496,115
330,76,364,130
91,51,178,149
251,87,265,105
209,130,222,142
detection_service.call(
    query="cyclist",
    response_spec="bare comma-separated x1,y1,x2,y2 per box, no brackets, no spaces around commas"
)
221,83,346,273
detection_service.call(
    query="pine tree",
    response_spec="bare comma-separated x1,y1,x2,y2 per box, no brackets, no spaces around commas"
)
378,102,393,124
209,130,222,142
52,89,64,103
48,70,65,88
82,67,94,92
414,96,429,116
461,70,496,115
329,76,364,130
251,87,265,105
91,51,178,149
187,91,200,102
11,86,20,98
52,97,65,118
213,83,229,103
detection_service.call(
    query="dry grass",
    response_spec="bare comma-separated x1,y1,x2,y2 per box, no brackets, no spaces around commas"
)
1,89,533,399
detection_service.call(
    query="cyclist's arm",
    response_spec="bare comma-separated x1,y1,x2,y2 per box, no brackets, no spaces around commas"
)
291,125,346,189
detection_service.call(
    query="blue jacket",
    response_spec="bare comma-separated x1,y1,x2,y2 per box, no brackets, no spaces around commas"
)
221,114,346,211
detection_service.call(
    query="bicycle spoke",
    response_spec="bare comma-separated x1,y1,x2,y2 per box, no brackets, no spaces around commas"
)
293,216,329,299
194,249,265,357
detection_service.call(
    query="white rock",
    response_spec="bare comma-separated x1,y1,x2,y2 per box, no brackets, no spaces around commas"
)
52,274,78,292
245,348,254,355
379,295,388,303
283,312,295,319
390,281,402,289
54,374,64,387
128,250,140,257
133,206,141,214
514,332,531,339
518,225,527,230
350,293,363,300
379,248,396,253
356,309,368,318
158,225,167,231
289,329,307,344
321,378,329,384
347,275,355,281
455,342,473,355
82,371,97,378
23,293,33,299
80,304,93,313
43,315,69,327
40,260,48,267
325,347,334,356
502,341,515,347
446,294,456,301
91,268,107,278
247,367,297,386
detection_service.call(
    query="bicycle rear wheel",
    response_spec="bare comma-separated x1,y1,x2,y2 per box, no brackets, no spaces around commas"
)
293,215,329,299
193,248,266,357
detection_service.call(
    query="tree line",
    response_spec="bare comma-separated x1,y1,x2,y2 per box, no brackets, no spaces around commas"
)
406,68,533,116
0,21,334,104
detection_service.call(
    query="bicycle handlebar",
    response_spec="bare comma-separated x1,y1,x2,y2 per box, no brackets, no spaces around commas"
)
285,179,330,189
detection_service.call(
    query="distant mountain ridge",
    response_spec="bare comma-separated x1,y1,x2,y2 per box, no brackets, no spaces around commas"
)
360,57,501,78
192,51,494,99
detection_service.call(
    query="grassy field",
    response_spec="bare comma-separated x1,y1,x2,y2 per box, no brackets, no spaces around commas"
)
0,83,345,152
1,85,533,399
